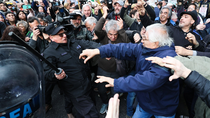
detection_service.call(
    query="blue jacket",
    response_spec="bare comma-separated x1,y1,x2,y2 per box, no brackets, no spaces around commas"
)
98,43,179,116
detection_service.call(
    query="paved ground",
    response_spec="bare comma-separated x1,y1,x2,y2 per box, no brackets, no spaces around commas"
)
45,85,189,118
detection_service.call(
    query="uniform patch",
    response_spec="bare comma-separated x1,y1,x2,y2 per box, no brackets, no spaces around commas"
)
77,45,81,49
61,52,67,55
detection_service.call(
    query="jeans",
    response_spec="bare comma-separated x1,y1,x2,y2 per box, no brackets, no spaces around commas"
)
126,70,136,116
132,104,176,118
127,92,136,116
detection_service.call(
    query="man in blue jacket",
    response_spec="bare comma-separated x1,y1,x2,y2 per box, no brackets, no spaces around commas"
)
79,23,179,118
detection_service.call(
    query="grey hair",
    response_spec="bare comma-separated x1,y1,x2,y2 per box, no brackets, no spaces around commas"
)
146,23,173,47
16,20,28,29
159,6,172,19
105,20,120,33
84,17,97,25
82,4,92,14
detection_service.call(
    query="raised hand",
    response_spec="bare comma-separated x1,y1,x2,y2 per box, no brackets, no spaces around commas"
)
79,49,100,64
95,76,114,87
185,33,199,47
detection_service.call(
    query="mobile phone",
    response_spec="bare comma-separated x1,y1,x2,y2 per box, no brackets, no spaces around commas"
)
23,5,31,9
27,5,31,9
23,5,27,9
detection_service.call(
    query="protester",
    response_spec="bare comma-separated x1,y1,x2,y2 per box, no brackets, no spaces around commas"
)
0,2,10,16
79,23,179,117
0,0,209,117
1,25,24,41
146,56,210,107
68,10,93,40
16,10,27,21
5,11,16,26
16,20,30,42
82,4,92,21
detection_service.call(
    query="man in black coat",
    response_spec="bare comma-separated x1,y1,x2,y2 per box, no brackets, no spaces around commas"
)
43,23,100,118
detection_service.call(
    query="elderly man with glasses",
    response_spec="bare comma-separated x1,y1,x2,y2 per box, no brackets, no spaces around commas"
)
79,23,179,118
43,23,100,118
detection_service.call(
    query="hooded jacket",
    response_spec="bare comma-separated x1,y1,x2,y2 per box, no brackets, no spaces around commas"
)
98,43,179,116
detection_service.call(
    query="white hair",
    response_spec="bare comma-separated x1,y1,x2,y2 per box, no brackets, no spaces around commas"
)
16,20,28,29
82,4,92,14
105,20,120,33
84,17,97,26
146,23,173,47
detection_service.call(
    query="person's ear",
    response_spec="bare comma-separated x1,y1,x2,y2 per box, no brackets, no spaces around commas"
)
191,19,195,25
155,42,159,48
132,14,134,18
49,35,54,41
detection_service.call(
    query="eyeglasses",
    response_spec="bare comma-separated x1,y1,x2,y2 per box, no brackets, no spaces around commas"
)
141,35,148,41
57,32,66,37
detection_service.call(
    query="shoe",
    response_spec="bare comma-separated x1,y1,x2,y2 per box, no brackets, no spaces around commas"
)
45,104,52,113
100,104,108,114
126,115,132,118
67,113,75,118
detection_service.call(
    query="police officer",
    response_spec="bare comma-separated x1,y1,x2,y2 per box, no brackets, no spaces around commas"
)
43,23,100,118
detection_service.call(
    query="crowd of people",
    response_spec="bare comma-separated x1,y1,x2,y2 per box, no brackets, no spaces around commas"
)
1,0,210,117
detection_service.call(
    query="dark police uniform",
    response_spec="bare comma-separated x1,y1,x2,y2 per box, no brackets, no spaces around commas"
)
43,39,100,118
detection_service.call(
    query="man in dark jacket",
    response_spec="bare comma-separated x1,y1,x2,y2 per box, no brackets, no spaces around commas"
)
28,17,49,53
80,23,179,117
68,10,93,40
140,6,174,27
139,5,205,52
94,5,131,114
93,6,102,21
107,0,129,29
43,23,100,118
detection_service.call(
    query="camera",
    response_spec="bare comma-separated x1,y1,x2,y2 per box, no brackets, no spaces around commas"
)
56,13,78,24
35,25,46,35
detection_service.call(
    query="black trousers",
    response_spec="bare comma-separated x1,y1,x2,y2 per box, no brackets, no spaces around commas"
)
59,77,99,118
45,80,57,105
97,67,119,104
184,86,198,118
64,94,99,118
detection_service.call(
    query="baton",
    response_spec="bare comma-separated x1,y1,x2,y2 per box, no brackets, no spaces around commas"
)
9,32,65,76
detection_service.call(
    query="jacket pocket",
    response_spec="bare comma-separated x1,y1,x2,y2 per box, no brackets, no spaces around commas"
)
59,54,72,62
